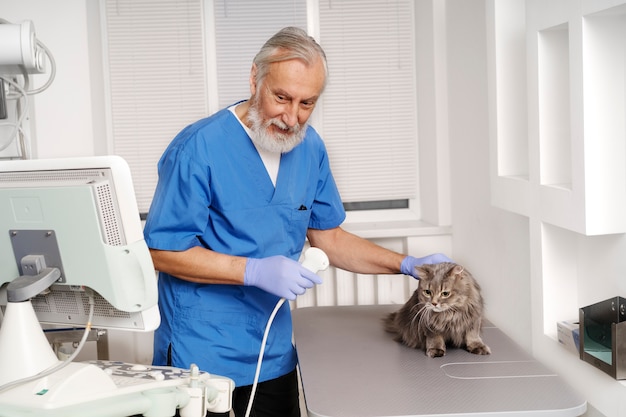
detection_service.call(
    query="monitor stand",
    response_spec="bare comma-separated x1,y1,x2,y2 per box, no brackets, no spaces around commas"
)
0,299,60,386
0,260,64,386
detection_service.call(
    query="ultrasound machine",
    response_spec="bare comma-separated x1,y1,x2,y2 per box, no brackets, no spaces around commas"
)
0,156,234,417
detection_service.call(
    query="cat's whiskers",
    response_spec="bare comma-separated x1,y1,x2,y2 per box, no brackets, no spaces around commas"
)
418,305,437,332
410,303,429,327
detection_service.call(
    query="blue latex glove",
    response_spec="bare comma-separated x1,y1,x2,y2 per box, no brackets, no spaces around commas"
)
400,253,454,279
244,255,323,300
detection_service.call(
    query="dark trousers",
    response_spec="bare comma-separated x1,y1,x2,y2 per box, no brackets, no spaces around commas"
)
207,368,301,417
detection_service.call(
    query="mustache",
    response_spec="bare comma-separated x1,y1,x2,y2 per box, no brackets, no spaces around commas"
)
267,117,302,137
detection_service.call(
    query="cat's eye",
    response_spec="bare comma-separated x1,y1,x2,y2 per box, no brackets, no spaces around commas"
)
423,289,432,297
441,291,451,298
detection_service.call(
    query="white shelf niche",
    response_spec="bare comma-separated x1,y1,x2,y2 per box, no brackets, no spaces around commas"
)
527,1,626,236
540,221,625,340
538,23,572,190
540,222,579,339
486,0,530,217
580,4,626,234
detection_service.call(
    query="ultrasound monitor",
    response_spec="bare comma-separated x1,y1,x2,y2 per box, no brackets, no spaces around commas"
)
0,155,159,331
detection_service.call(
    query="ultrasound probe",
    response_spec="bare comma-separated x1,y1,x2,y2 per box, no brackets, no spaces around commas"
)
245,247,329,417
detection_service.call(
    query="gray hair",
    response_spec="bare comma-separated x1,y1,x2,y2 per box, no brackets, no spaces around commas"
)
253,27,328,90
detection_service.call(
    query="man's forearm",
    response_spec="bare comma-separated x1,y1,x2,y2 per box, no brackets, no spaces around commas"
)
307,227,404,275
149,246,247,285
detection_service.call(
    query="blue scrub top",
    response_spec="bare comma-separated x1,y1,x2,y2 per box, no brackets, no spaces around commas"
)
143,105,346,386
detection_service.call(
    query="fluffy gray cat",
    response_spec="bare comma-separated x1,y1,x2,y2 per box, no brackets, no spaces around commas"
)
384,262,491,358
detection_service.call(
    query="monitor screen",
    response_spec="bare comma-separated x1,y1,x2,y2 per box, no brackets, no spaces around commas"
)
0,156,159,331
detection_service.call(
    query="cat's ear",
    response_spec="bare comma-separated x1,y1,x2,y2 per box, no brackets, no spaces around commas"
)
416,266,429,280
452,265,465,278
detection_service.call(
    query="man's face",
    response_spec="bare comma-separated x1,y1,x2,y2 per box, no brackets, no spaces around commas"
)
247,58,326,153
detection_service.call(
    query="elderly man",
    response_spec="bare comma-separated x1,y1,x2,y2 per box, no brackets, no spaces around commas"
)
143,26,451,417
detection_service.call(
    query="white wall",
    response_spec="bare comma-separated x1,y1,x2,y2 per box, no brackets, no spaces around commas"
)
445,0,533,353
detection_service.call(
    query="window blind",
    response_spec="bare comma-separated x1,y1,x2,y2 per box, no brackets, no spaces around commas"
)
318,0,418,203
102,0,418,212
103,0,207,213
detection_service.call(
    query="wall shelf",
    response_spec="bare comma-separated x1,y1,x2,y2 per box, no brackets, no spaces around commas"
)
488,1,626,413
489,0,626,236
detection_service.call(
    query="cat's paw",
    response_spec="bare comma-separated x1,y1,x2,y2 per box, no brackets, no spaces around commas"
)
467,343,491,355
426,348,445,358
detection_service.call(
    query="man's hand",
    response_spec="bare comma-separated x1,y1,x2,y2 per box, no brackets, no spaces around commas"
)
400,253,454,279
244,255,323,300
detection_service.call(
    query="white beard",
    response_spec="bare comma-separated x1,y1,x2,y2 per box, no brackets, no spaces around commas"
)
247,103,307,153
